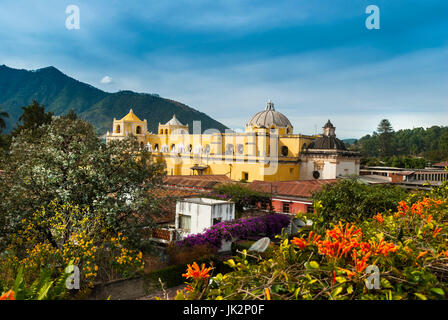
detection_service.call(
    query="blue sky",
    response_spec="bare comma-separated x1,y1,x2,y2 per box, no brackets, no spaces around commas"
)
0,0,447,138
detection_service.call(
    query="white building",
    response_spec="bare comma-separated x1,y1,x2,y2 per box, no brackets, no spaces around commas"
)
175,198,235,240
300,120,360,180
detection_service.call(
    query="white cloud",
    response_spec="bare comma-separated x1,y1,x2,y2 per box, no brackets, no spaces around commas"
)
100,76,113,84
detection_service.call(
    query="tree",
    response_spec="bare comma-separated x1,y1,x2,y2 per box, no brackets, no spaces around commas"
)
10,100,53,138
0,114,166,248
0,108,9,133
312,177,407,225
377,119,394,157
0,108,9,152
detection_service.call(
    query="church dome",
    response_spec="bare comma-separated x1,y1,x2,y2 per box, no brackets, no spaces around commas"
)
246,101,292,129
308,120,347,150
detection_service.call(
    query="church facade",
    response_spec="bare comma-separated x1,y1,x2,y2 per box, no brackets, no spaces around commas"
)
106,101,360,182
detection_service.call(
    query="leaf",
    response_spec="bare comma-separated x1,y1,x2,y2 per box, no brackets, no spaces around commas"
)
347,285,353,294
414,293,427,300
430,288,445,297
37,280,54,300
331,286,343,298
309,261,319,269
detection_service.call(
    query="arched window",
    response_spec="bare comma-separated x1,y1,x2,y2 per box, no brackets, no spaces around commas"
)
302,143,307,149
154,143,159,151
136,126,142,134
225,144,234,155
188,144,193,152
160,129,163,134
116,125,121,133
165,129,168,134
171,144,176,151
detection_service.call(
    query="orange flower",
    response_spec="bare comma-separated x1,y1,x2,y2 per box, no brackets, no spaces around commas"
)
352,251,371,273
404,246,413,254
363,239,398,256
184,284,194,292
438,250,448,258
337,267,356,279
0,290,15,300
307,231,321,245
426,215,433,224
411,202,423,216
317,222,362,259
397,201,409,215
416,251,429,260
433,227,442,238
264,288,271,300
291,237,307,249
182,262,212,280
373,213,384,223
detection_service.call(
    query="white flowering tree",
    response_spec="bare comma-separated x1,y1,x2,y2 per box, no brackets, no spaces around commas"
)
0,115,166,249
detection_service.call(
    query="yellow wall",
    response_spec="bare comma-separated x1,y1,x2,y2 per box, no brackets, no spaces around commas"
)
106,112,316,182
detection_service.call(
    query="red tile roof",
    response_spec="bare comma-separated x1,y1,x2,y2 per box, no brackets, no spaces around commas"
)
163,175,233,190
249,179,338,199
433,162,448,168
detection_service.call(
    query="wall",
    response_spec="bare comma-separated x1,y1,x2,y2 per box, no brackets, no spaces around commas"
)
271,198,312,215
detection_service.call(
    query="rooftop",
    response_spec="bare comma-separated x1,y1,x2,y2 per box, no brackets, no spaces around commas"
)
249,179,338,199
180,197,234,205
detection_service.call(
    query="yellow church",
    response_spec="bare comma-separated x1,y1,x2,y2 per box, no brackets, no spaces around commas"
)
106,101,360,182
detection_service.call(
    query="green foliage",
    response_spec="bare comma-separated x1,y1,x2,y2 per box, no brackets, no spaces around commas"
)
10,100,53,137
352,122,448,162
2,265,69,300
211,183,272,216
178,185,448,300
0,65,227,134
145,264,187,289
312,178,407,225
377,119,394,157
0,114,166,248
0,107,8,132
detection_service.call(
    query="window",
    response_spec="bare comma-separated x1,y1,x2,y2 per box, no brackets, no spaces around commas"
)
165,129,168,134
178,215,191,231
136,126,142,134
140,142,144,149
225,144,234,155
171,144,176,152
282,202,290,213
242,172,249,181
212,217,222,225
116,125,121,133
281,146,288,157
154,143,159,151
307,205,314,214
160,129,163,134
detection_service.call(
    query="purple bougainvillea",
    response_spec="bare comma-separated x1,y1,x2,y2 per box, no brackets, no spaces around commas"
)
176,214,291,249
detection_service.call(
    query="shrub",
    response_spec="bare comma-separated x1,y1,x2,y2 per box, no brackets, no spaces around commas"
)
312,177,407,225
176,214,291,250
177,181,448,300
0,201,144,295
166,244,218,266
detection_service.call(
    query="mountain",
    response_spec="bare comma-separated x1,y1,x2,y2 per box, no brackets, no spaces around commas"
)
0,65,228,134
342,138,357,145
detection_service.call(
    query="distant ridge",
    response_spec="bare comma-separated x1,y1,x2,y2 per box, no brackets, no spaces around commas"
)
0,65,228,134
